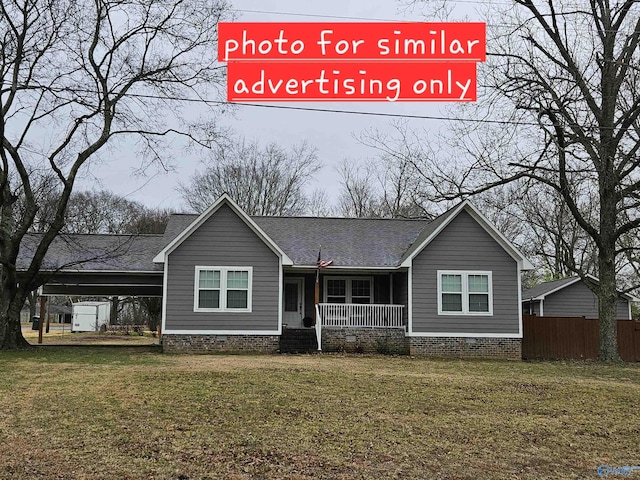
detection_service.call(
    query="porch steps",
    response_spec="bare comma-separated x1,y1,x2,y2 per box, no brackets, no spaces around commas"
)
279,328,317,354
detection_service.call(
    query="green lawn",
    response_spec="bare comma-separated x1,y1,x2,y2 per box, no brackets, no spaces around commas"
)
0,349,638,479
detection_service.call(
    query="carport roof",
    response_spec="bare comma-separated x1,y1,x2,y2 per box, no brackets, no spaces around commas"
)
18,233,166,272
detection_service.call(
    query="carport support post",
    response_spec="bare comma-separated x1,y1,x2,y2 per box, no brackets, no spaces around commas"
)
45,299,50,334
38,296,46,344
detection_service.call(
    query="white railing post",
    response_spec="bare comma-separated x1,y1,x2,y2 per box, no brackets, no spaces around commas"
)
315,304,322,351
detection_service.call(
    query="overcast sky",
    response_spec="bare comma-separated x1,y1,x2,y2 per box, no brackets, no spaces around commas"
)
77,0,479,212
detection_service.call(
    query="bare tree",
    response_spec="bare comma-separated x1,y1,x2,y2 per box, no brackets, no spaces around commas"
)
358,122,434,219
337,122,438,219
403,0,640,361
0,0,230,349
178,137,322,215
305,189,332,217
64,191,140,234
336,163,380,218
63,190,171,234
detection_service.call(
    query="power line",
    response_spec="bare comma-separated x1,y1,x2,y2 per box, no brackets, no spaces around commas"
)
233,6,639,32
34,86,594,128
116,90,540,126
234,1,514,21
234,9,398,22
228,101,537,125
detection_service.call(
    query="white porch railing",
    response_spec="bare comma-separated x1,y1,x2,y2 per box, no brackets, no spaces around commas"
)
318,303,405,328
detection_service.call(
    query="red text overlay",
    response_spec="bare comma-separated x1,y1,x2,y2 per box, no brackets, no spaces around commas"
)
218,22,485,102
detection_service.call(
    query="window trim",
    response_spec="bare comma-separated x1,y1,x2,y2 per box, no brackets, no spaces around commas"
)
437,270,493,316
322,276,374,304
194,266,253,313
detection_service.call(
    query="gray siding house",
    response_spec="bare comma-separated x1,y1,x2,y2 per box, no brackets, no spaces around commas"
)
153,194,533,358
522,276,634,319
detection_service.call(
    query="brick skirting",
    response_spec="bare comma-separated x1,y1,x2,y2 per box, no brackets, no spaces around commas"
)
162,332,521,359
321,327,409,355
163,334,279,353
409,337,522,360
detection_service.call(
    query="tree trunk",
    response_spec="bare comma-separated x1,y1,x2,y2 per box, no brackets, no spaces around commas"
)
0,276,31,350
598,242,621,362
142,297,162,332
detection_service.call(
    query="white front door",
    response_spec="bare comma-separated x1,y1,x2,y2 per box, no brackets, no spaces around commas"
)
284,278,304,328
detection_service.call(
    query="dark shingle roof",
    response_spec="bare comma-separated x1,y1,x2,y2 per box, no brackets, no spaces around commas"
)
162,214,196,246
162,213,428,268
523,276,637,301
19,203,467,272
18,233,165,272
255,216,426,267
522,277,580,300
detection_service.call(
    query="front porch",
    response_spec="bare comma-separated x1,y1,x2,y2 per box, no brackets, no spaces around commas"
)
283,271,408,328
314,302,407,353
280,304,408,354
281,271,408,353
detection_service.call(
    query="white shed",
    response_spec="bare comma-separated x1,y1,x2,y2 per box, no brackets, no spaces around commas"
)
72,301,111,332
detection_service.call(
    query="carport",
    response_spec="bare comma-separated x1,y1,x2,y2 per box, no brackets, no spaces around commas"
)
18,232,167,343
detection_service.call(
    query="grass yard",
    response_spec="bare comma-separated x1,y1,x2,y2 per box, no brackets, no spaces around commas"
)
21,324,158,346
0,350,638,480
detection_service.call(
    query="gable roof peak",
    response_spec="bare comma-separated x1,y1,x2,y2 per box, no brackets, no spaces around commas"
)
152,194,293,265
399,200,534,270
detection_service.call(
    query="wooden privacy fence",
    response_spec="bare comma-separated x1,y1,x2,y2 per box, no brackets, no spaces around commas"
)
522,315,640,361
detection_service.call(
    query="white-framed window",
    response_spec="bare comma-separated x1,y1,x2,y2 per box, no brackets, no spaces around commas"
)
437,271,492,315
194,266,253,312
323,276,373,304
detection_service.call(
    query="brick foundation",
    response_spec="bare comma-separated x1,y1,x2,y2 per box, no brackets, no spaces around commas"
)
409,336,522,360
162,334,279,354
321,327,409,355
161,332,521,359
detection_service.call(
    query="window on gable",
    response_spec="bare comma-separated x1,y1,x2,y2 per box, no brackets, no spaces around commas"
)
226,270,249,309
441,274,463,312
468,274,489,312
198,269,220,309
438,271,492,315
195,267,252,312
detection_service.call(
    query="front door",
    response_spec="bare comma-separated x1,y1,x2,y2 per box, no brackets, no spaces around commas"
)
284,278,304,328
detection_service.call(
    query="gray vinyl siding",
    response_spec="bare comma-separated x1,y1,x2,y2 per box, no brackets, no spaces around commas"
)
411,210,519,334
541,281,630,319
165,204,280,331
